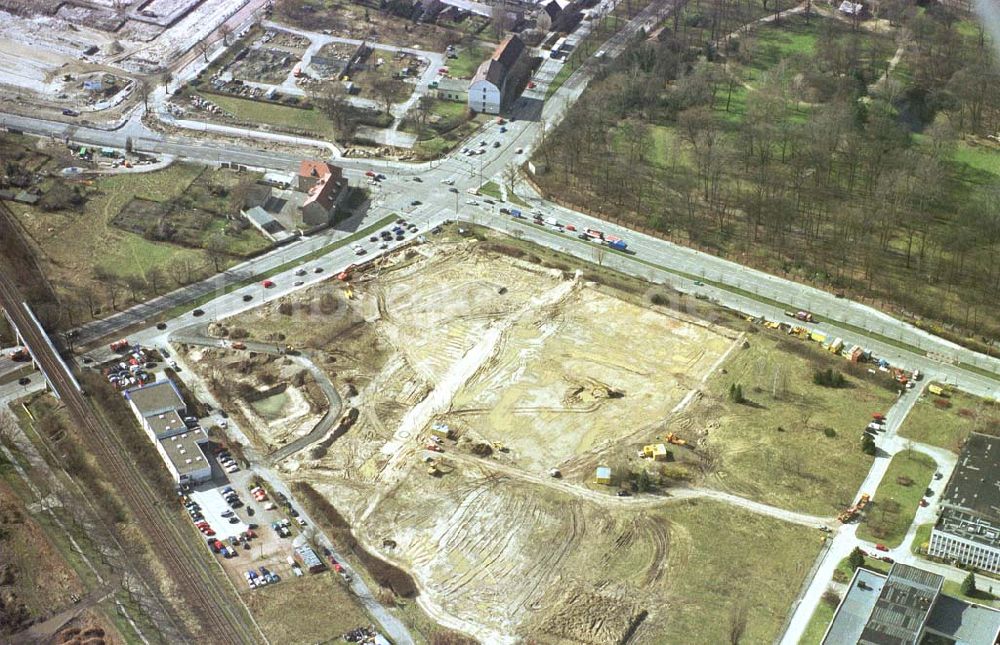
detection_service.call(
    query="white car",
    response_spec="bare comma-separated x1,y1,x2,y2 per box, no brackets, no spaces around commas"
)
226,465,240,473
441,178,455,185
465,199,478,205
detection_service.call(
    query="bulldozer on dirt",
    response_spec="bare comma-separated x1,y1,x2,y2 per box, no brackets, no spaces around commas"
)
659,432,687,447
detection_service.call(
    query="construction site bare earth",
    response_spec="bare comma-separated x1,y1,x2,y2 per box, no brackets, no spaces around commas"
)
220,238,819,643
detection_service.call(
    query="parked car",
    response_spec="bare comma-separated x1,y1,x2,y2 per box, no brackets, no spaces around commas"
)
875,543,888,552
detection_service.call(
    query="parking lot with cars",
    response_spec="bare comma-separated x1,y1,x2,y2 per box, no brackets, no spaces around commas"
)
182,451,325,591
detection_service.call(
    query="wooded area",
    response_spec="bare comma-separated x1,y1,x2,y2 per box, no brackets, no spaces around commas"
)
534,0,1000,350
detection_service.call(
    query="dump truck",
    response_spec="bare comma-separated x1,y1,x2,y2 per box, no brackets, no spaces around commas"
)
829,338,844,353
8,347,29,362
928,384,948,397
837,493,871,523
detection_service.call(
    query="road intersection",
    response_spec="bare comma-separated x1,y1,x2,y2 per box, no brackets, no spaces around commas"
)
3,0,1000,641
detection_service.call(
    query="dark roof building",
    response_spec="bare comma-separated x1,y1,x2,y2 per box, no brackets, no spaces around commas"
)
468,35,526,114
823,563,1000,645
294,545,326,573
542,0,563,22
929,433,1000,573
858,564,940,645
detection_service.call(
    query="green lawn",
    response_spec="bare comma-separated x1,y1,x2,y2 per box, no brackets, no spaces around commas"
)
411,106,487,160
943,577,1000,608
478,180,502,199
198,92,337,139
857,450,937,547
911,523,933,555
429,99,468,120
898,386,1000,453
833,554,891,584
447,45,491,79
953,143,1000,178
696,332,899,515
800,595,838,645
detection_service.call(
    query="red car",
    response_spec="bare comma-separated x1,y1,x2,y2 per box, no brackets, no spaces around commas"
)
527,81,536,89
262,280,275,288
426,444,443,453
565,224,576,231
919,498,929,507
875,543,888,552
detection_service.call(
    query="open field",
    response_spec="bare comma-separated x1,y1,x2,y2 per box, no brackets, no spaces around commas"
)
195,91,339,139
275,0,491,52
446,45,490,79
898,387,1000,452
0,477,88,637
4,158,269,322
682,332,899,515
204,231,879,641
856,449,936,548
358,472,818,643
244,571,373,641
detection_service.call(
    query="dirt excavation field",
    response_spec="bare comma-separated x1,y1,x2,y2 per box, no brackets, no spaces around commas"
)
211,235,854,642
365,468,818,644
180,344,325,452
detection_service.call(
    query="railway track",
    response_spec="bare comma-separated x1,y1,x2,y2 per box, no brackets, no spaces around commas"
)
0,274,261,644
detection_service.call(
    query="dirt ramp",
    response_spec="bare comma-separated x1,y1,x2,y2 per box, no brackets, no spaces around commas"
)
534,587,646,645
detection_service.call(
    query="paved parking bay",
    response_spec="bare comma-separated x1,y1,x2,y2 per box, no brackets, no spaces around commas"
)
188,482,249,541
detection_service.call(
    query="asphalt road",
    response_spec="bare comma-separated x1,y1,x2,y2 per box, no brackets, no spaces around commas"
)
5,3,1000,641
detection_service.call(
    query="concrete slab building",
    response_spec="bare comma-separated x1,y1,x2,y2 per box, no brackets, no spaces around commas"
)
823,563,1000,645
124,380,211,485
929,433,1000,574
